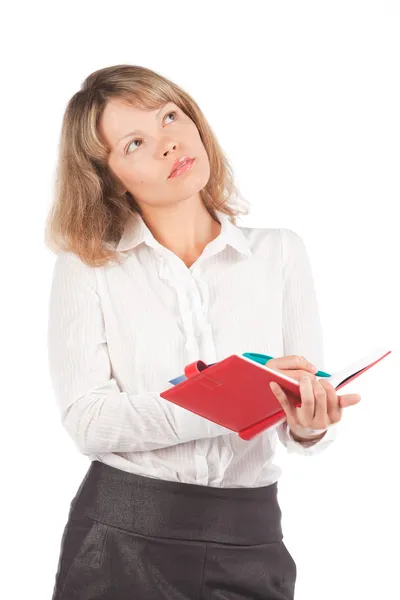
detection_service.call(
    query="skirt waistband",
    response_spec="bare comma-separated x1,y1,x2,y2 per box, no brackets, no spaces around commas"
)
70,460,283,545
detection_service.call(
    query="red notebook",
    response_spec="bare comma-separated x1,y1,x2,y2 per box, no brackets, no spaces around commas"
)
160,348,392,440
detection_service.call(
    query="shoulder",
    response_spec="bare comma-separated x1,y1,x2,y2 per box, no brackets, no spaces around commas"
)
238,224,306,257
237,223,279,246
51,250,98,291
53,249,100,270
278,228,308,256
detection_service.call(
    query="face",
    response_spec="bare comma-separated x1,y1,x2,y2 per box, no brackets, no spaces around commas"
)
99,98,211,210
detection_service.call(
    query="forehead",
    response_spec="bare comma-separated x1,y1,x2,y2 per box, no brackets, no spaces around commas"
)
99,98,172,147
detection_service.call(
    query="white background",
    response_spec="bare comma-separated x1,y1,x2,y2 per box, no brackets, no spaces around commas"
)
2,1,399,598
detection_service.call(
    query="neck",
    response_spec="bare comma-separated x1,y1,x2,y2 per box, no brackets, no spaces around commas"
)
140,199,222,267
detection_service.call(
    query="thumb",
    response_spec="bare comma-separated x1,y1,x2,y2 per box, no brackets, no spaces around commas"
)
339,393,361,408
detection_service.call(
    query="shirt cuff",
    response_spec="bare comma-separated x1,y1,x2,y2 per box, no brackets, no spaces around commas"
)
277,420,338,456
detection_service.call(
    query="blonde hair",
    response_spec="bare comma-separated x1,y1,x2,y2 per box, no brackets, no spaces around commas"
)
44,64,249,267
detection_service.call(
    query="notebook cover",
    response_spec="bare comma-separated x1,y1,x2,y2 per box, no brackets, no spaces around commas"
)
160,354,302,440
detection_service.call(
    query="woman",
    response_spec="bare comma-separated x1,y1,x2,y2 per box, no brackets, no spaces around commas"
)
46,64,360,599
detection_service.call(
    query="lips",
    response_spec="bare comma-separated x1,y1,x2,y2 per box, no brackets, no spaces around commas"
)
169,156,194,177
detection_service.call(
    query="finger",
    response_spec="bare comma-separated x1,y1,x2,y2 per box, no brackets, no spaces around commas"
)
270,355,317,374
319,379,342,423
267,368,317,385
293,370,317,382
312,379,328,427
338,393,362,408
298,376,315,426
269,382,297,422
299,358,318,374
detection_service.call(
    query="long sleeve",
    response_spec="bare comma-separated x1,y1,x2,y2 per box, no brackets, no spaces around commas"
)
47,251,229,456
276,228,337,455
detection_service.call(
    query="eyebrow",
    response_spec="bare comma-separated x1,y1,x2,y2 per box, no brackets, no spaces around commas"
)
116,103,172,146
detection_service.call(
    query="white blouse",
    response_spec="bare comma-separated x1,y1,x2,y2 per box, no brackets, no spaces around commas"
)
47,210,337,488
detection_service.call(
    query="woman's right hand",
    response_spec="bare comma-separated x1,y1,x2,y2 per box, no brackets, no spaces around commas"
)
266,355,319,383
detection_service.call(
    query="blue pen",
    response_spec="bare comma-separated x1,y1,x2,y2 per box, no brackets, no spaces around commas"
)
169,353,331,385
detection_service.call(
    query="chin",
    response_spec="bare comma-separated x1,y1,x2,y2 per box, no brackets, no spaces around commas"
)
188,162,210,190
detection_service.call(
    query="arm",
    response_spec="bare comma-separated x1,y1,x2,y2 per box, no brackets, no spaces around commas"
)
47,252,229,455
276,228,337,455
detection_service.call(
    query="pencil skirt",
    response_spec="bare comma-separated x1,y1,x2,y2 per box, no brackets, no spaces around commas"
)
51,460,296,599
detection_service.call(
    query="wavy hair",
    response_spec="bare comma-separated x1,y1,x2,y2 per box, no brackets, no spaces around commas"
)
44,64,249,267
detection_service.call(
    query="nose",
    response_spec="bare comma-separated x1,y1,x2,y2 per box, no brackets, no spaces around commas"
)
163,139,177,156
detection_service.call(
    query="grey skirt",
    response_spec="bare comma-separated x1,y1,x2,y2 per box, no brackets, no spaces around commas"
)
51,460,296,599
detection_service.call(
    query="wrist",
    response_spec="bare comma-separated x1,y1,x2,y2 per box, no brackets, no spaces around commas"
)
288,425,328,444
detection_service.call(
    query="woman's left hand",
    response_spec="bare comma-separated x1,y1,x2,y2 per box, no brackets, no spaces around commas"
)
270,376,361,442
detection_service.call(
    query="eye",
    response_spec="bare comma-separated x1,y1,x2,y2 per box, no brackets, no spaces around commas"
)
164,110,177,124
125,139,143,155
125,110,178,155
